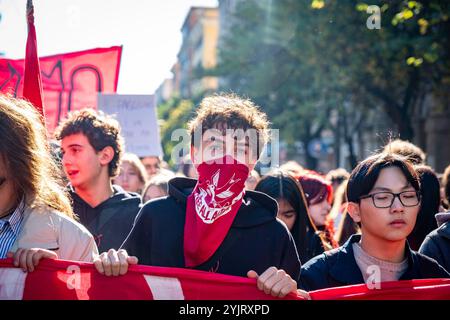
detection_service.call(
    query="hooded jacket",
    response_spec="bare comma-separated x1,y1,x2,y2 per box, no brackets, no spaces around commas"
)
69,185,142,253
299,234,450,291
121,177,301,280
419,211,450,273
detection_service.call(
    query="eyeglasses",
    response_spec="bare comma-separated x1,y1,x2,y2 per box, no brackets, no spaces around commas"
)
360,191,420,208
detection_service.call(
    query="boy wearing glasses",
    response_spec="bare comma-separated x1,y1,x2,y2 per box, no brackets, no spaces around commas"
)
299,153,449,291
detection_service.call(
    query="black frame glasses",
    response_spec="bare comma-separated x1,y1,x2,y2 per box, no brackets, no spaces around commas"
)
360,190,421,208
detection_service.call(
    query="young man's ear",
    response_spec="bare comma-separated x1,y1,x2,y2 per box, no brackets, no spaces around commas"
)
347,202,362,223
98,146,115,166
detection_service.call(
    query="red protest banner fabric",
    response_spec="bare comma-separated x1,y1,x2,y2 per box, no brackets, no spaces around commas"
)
309,278,450,300
0,258,302,300
1,258,449,300
23,0,44,116
0,46,122,134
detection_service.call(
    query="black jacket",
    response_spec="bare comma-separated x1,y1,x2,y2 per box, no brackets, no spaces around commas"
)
303,227,326,264
299,234,450,291
121,177,301,279
69,185,142,252
419,212,450,273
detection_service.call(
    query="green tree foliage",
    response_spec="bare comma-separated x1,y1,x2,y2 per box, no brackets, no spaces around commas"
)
158,97,195,167
217,0,449,168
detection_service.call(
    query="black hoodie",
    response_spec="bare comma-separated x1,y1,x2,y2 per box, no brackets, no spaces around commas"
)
69,185,142,253
121,177,301,280
419,211,450,273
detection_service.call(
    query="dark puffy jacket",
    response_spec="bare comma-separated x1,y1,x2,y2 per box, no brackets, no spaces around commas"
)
419,212,450,273
299,234,450,291
121,177,301,280
69,185,142,252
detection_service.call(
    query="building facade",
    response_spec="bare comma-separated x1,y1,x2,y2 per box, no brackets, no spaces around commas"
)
177,7,219,99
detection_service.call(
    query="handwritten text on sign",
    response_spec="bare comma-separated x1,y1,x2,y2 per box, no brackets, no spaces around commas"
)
98,94,162,157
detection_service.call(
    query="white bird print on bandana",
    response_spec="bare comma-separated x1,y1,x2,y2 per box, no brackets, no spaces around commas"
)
195,169,244,223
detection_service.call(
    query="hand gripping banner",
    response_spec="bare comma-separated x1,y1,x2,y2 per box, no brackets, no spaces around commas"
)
0,259,449,300
0,258,303,300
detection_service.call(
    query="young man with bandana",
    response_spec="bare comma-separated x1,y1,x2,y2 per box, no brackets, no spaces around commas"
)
94,94,306,298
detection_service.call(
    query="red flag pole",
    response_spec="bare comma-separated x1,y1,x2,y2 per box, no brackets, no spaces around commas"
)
23,0,44,117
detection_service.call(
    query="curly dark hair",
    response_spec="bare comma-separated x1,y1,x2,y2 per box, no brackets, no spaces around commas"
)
54,108,124,177
188,93,270,156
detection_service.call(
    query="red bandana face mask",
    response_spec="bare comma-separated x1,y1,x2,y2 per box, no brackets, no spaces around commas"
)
184,155,249,267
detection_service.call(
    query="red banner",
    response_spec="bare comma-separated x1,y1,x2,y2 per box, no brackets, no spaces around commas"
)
309,278,450,300
0,259,302,300
0,46,122,134
0,259,449,300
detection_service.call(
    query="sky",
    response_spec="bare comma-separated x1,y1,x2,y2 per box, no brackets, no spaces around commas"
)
0,0,218,94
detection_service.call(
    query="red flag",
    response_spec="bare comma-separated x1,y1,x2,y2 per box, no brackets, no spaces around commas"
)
23,0,44,116
0,46,122,134
0,259,303,300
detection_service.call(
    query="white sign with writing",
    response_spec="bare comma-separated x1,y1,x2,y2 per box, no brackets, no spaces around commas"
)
98,94,162,157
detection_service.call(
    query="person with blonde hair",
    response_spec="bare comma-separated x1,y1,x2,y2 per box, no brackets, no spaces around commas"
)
280,161,304,178
114,153,148,194
245,169,260,191
142,174,170,203
383,139,426,165
0,95,98,272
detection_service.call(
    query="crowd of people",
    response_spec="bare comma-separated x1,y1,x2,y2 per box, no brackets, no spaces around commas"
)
1,92,449,299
